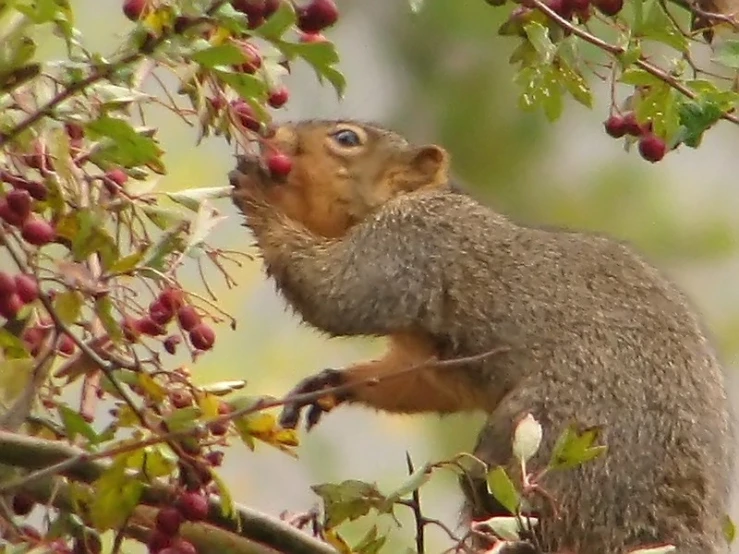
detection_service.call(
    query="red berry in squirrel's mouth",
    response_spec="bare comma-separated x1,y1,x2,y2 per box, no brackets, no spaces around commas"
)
638,134,667,163
297,0,339,33
604,114,627,138
266,152,293,177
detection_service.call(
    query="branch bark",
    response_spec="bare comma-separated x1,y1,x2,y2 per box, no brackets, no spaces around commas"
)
0,431,337,554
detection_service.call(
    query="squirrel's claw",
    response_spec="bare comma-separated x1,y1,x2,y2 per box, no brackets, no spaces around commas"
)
278,368,346,431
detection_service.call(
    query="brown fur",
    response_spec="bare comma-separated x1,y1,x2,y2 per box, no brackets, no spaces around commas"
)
230,120,734,554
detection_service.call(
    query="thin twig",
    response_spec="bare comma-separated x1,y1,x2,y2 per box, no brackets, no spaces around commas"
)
406,453,426,554
530,0,739,125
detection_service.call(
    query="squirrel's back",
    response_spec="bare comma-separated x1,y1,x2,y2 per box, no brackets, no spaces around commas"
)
380,189,733,554
230,120,734,554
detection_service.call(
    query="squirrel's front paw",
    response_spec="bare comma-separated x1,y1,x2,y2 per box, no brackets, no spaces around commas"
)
278,369,348,431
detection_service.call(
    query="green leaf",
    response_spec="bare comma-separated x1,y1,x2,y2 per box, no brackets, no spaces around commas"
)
164,407,203,432
353,526,388,554
548,425,607,471
13,0,63,23
619,68,662,87
311,480,387,528
86,116,163,168
255,1,296,39
139,222,189,271
58,405,99,444
278,40,346,97
125,445,177,478
0,359,34,403
107,252,144,275
211,470,237,520
617,43,643,69
191,44,247,68
185,203,229,254
95,296,123,343
90,457,144,530
166,186,233,212
713,40,739,69
677,98,724,148
485,467,521,515
0,329,31,359
524,22,556,64
215,69,268,100
385,464,432,503
557,60,592,108
54,291,83,325
636,1,688,52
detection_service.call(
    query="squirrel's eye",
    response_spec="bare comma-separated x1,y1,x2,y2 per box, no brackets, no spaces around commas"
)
331,129,362,148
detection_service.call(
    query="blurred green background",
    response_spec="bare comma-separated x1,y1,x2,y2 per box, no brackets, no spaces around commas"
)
30,0,739,551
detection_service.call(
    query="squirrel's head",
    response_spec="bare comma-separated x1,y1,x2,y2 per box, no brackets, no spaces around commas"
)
247,119,451,238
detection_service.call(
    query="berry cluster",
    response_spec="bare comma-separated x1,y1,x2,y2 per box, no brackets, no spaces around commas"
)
0,171,56,247
123,288,215,353
0,271,39,320
147,491,208,554
604,112,668,163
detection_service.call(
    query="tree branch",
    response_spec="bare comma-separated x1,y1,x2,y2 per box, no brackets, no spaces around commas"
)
0,431,337,554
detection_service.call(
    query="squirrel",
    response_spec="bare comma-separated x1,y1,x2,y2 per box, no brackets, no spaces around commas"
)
228,119,734,554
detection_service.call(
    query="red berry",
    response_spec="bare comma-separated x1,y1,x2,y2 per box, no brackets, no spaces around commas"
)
189,323,215,351
21,218,56,246
232,0,266,25
149,299,174,325
266,152,292,177
11,492,35,516
164,334,181,355
137,317,166,337
22,325,46,355
0,200,25,226
205,450,224,467
604,114,627,138
0,271,16,296
264,0,280,17
159,287,184,311
19,180,48,201
0,293,23,319
594,0,623,15
65,123,84,141
122,317,141,342
176,491,209,521
237,43,262,74
106,168,128,186
147,530,172,553
298,32,327,43
210,419,230,436
297,0,339,33
171,390,193,408
123,0,149,21
58,334,76,356
267,86,289,109
156,507,184,536
6,189,32,219
638,134,667,163
622,112,646,136
208,96,226,112
14,274,39,304
171,539,197,554
231,100,261,132
177,305,201,331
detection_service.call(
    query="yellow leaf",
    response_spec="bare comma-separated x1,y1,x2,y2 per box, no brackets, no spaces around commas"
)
0,359,34,403
322,529,352,554
274,428,299,447
137,373,167,402
245,412,275,434
198,392,222,419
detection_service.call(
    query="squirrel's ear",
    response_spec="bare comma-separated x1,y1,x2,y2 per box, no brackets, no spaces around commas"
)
409,145,450,189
